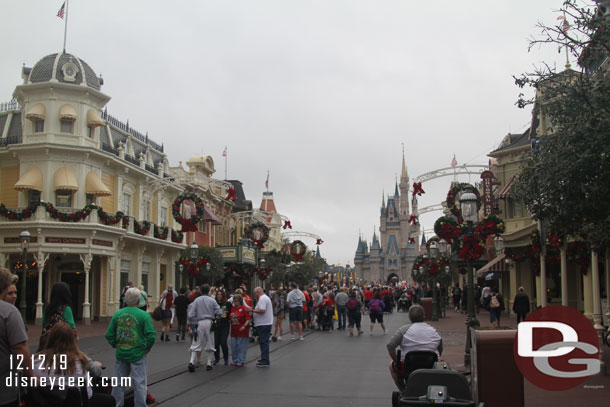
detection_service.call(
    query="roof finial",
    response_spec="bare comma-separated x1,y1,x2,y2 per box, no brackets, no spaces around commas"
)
401,142,408,179
382,189,385,208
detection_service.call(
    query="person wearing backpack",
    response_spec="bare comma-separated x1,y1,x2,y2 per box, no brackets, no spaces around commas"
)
488,290,505,327
368,293,387,335
346,290,364,336
335,288,349,330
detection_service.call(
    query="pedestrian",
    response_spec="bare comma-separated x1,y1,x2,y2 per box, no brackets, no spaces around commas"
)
302,287,311,331
213,290,231,366
512,287,530,323
272,289,285,341
250,287,274,367
368,293,387,335
229,294,250,367
105,287,156,407
187,284,222,372
1,275,17,305
158,284,178,342
480,285,492,309
286,282,305,340
36,322,115,406
346,290,364,336
335,288,349,330
189,285,201,302
363,286,374,309
488,290,505,327
119,281,134,309
39,281,76,351
174,287,190,341
138,285,149,312
0,266,34,407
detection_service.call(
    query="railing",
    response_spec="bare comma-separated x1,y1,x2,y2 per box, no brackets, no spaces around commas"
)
124,155,140,166
0,99,20,112
101,110,164,153
0,135,21,148
101,143,119,156
145,164,157,174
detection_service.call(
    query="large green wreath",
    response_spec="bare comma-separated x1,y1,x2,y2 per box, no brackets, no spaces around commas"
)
172,192,204,232
290,240,307,261
245,222,270,249
446,183,481,219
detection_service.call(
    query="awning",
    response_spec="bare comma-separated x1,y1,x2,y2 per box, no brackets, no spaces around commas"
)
53,167,79,191
87,109,105,127
14,167,43,191
203,206,222,225
85,172,111,196
497,176,515,199
25,103,46,121
59,104,77,120
476,254,506,277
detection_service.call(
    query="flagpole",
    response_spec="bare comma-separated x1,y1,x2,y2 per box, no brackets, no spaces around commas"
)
224,146,227,180
63,0,69,53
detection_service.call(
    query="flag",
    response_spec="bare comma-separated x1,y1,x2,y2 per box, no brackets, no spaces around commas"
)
57,2,65,19
557,15,570,32
222,147,227,157
451,154,457,168
265,172,269,189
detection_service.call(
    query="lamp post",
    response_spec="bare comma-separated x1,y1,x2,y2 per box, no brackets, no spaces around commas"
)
19,228,31,322
189,242,198,286
429,240,440,321
460,189,480,367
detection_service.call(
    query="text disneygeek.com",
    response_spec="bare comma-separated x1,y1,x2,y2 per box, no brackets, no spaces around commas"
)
6,375,132,390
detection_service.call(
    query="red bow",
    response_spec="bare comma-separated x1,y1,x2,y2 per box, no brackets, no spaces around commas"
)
225,187,237,201
408,237,416,244
283,220,292,229
316,238,324,245
408,215,418,225
412,182,425,197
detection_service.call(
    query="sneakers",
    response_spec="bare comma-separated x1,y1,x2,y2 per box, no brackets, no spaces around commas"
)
195,361,202,368
213,359,219,366
277,336,283,341
299,336,304,341
146,392,155,404
358,331,363,336
291,336,296,340
188,363,195,373
224,358,229,366
369,332,373,335
256,362,270,368
176,334,180,341
206,365,213,371
349,332,354,337
383,329,387,335
160,333,165,341
165,335,170,342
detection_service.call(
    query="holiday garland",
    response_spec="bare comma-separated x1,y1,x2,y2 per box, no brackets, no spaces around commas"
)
0,203,37,221
172,192,204,232
256,267,272,280
171,229,184,243
458,235,486,260
474,214,505,237
446,183,481,220
411,255,451,284
97,208,126,225
179,256,209,276
244,222,270,249
44,202,96,222
154,226,169,240
434,216,462,243
134,220,151,236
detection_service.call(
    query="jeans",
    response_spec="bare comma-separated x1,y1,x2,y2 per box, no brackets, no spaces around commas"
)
231,336,249,364
177,317,187,338
111,357,147,407
516,312,527,324
337,305,347,328
256,324,272,365
214,324,230,361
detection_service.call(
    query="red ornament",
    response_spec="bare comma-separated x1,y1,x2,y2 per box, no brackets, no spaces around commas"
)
226,187,237,201
412,182,425,197
408,215,418,225
408,237,416,244
283,220,292,229
316,238,324,245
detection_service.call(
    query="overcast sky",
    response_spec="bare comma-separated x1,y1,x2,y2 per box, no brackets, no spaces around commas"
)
2,1,571,265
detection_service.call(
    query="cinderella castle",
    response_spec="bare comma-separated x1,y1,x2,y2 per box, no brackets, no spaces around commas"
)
354,152,421,283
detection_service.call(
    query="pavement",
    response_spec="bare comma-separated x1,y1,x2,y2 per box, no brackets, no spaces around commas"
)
25,307,610,407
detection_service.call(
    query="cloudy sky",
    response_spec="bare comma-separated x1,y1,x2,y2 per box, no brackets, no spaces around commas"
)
2,1,571,265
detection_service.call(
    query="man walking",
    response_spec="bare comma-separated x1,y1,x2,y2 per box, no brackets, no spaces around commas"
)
174,287,190,341
286,282,305,340
251,287,273,367
106,287,156,407
187,284,222,372
512,287,530,323
335,288,348,330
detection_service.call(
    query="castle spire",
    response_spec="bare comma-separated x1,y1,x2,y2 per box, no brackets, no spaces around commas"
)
382,189,385,208
394,181,399,197
401,143,408,179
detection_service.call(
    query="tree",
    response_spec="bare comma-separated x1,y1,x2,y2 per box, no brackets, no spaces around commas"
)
514,0,610,252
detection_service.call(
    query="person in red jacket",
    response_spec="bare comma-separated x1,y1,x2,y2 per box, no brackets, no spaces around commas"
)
364,287,374,309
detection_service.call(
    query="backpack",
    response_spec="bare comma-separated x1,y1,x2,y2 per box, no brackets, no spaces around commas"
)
490,295,500,309
369,300,382,313
346,298,358,311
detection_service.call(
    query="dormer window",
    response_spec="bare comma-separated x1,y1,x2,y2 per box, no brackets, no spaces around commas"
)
34,119,44,132
60,118,74,134
59,104,76,134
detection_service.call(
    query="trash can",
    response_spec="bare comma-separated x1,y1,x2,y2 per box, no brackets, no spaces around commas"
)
421,297,432,321
471,327,524,407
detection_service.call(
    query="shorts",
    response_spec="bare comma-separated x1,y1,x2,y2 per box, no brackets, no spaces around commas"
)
161,310,172,320
288,307,303,322
369,312,383,324
274,312,285,320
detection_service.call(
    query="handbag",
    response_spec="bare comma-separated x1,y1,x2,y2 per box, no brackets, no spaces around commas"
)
152,306,163,321
210,318,218,332
38,305,67,352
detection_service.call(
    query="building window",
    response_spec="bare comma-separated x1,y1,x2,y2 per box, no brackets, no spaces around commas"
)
120,259,131,291
144,202,152,221
60,118,74,134
512,200,523,218
123,193,132,216
141,262,150,292
34,119,44,133
56,189,73,207
29,190,41,207
86,194,95,206
87,126,94,138
160,206,168,226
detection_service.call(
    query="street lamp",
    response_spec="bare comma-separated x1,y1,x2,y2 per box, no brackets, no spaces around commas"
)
206,262,211,272
429,241,440,321
19,228,30,322
494,235,504,253
189,242,198,286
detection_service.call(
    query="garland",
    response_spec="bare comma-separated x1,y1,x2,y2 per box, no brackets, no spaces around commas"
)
122,216,130,229
256,267,272,280
245,222,270,249
458,235,485,260
0,203,37,221
446,183,481,221
434,216,462,243
171,229,184,243
290,240,307,261
179,256,209,276
44,202,96,222
172,192,204,232
134,220,151,236
567,241,590,274
474,214,505,238
154,226,169,240
97,208,125,225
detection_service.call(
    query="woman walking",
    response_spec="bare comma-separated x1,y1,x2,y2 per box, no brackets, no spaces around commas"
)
368,293,386,335
138,285,149,312
229,294,250,367
39,282,76,351
272,289,285,341
214,290,232,366
346,290,364,336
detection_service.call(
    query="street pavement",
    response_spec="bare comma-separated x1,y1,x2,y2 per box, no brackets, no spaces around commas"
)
26,307,610,406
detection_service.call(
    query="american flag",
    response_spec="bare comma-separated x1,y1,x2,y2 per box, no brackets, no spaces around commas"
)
557,15,570,33
222,146,227,157
451,154,457,168
57,2,66,19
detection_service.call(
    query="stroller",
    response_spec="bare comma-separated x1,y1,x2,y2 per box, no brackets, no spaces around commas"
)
317,303,335,331
397,297,410,312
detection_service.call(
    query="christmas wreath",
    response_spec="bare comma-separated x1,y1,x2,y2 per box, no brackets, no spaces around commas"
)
154,226,169,240
425,236,440,250
134,220,151,236
98,208,125,225
256,267,272,280
172,192,204,232
171,229,184,243
434,216,462,243
446,183,481,220
245,222,270,249
179,256,209,276
44,202,96,222
0,203,37,221
474,214,505,238
290,240,307,261
458,235,485,260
